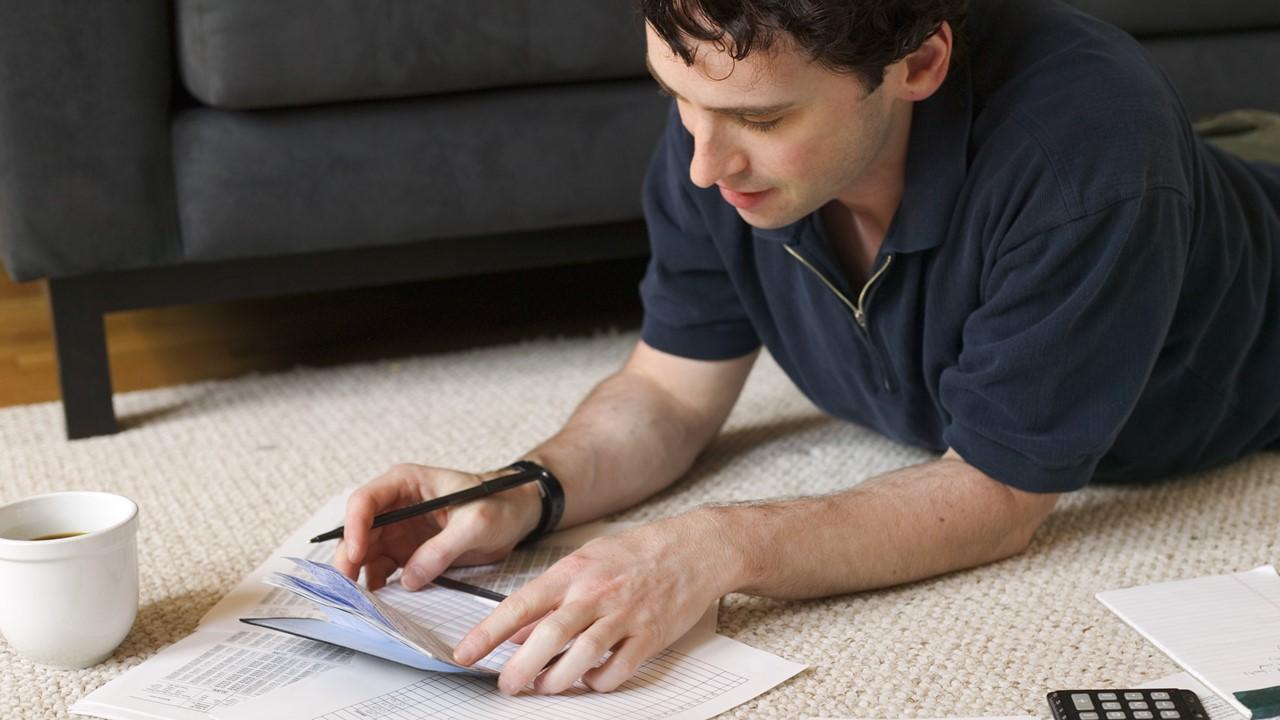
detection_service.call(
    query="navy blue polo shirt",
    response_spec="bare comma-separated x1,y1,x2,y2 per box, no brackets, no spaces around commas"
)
638,0,1280,493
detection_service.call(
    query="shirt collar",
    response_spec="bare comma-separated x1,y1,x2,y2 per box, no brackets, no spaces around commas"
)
753,59,973,253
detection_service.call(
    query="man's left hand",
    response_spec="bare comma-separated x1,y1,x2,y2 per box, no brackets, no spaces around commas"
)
451,510,738,695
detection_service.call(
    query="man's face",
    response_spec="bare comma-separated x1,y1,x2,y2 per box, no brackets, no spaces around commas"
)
645,25,899,229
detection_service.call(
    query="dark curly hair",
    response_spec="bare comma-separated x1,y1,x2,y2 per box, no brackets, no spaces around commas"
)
640,0,968,92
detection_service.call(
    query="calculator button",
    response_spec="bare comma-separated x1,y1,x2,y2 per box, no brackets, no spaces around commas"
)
1129,702,1150,710
1151,693,1171,700
1156,701,1176,709
1125,693,1145,700
1135,713,1154,719
1073,695,1098,711
1107,712,1127,719
1161,711,1180,719
1098,693,1119,701
1103,702,1123,710
1080,713,1100,720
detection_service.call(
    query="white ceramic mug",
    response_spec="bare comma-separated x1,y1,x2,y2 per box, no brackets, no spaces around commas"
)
0,491,139,668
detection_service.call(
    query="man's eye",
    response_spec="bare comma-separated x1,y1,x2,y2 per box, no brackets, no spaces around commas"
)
738,116,781,132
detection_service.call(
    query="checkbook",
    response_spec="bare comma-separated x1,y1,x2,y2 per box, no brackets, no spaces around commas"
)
242,557,512,676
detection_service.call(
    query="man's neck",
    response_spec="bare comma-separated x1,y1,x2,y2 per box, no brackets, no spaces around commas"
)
824,101,914,286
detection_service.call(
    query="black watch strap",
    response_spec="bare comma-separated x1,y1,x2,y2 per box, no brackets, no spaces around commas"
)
507,460,564,546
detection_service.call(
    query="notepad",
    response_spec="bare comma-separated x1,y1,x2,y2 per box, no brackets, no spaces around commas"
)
1097,565,1280,719
243,557,511,675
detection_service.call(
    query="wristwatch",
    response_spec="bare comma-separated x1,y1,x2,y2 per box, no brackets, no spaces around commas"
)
506,460,564,546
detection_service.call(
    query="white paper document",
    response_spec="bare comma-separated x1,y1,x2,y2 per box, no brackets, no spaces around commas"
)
71,494,360,720
220,629,803,720
1143,673,1248,720
72,492,794,720
69,627,364,720
70,493,597,719
1098,565,1280,719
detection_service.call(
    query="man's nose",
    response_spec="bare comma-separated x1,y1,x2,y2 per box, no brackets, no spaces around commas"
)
688,124,746,189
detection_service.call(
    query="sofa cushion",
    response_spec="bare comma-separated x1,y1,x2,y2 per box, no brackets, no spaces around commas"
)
1144,31,1280,118
177,0,647,110
178,0,1280,112
172,80,667,262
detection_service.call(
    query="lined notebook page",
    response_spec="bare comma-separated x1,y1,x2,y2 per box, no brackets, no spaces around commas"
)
1097,566,1280,719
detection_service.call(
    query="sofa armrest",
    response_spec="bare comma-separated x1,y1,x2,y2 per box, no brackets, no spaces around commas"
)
0,0,181,282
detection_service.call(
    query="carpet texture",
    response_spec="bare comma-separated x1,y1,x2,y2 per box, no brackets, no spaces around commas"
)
2,329,1278,719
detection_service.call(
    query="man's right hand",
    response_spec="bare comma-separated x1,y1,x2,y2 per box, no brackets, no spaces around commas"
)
333,464,543,591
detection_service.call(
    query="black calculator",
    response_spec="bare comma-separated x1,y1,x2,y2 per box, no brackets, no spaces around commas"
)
1048,689,1210,720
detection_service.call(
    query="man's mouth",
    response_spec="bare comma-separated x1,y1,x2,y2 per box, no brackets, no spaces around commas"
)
718,185,774,210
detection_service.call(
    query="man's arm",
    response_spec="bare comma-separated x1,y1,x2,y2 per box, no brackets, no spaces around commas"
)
520,339,759,530
705,449,1060,599
456,443,1060,695
334,339,755,591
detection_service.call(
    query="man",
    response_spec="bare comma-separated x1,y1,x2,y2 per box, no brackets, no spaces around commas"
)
336,0,1280,697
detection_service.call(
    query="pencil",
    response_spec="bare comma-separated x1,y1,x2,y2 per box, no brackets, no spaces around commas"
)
309,466,545,544
429,575,506,603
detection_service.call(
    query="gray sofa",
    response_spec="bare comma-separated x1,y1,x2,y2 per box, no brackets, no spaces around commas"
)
1,0,1277,439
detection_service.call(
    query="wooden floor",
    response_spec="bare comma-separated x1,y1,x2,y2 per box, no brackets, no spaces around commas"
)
0,259,646,409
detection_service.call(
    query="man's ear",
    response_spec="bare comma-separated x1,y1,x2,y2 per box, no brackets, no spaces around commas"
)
894,22,954,102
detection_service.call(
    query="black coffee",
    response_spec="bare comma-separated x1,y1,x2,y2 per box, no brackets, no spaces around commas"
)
29,531,87,541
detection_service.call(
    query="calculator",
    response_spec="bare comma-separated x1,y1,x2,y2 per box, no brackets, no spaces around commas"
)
1047,689,1210,720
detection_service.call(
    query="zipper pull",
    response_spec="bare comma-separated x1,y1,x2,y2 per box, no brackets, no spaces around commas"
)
854,254,894,330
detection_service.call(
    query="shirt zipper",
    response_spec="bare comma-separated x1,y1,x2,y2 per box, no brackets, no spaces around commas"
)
784,245,896,391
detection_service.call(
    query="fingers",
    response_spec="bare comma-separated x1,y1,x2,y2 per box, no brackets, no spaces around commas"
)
495,602,598,695
341,471,415,566
454,577,562,668
363,556,400,591
333,540,359,580
532,618,623,695
398,519,486,591
510,616,546,645
582,635,662,693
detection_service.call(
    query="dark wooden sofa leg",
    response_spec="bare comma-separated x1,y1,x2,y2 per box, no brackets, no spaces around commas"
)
45,278,117,439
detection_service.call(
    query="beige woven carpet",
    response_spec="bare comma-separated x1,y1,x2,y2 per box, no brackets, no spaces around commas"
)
3,330,1279,719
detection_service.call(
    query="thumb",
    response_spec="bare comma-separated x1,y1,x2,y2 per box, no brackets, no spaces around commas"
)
398,521,482,591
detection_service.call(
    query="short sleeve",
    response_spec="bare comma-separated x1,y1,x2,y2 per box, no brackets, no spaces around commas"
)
941,189,1192,493
638,103,761,360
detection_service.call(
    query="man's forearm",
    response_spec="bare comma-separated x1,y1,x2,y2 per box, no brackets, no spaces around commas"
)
522,368,724,529
702,456,1059,599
